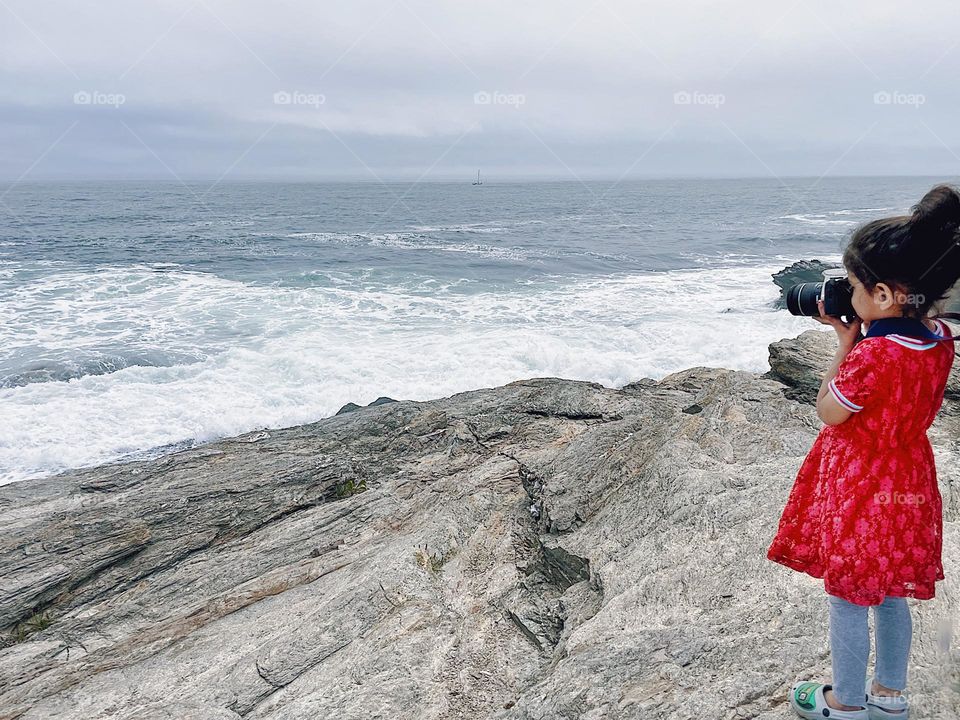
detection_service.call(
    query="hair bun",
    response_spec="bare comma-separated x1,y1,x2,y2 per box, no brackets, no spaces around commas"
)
911,184,960,234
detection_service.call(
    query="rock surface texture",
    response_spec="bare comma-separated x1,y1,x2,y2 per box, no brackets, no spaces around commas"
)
1,329,959,720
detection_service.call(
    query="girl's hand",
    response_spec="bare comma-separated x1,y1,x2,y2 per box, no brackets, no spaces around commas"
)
815,299,862,351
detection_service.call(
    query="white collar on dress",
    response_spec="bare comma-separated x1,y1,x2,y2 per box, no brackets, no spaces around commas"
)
884,318,943,350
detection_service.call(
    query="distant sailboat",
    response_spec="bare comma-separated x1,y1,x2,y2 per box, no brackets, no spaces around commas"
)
472,169,482,185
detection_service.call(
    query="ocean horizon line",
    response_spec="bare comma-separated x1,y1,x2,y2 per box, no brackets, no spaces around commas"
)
2,173,957,185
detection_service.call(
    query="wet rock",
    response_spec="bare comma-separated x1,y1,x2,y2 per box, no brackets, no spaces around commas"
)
770,259,840,309
335,395,399,416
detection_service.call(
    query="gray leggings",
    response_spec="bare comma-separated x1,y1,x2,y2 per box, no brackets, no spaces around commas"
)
828,593,912,707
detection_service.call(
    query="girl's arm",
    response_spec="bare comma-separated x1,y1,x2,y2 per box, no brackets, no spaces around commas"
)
816,347,855,425
813,299,863,426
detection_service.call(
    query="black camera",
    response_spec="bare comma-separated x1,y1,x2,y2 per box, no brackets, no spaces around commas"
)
785,268,857,321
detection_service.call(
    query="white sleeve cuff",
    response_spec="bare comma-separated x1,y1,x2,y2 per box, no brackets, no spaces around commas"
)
828,378,863,412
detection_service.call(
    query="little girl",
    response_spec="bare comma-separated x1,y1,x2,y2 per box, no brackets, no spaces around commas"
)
767,184,960,720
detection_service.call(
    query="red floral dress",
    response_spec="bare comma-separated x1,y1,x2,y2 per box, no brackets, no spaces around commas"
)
767,319,955,606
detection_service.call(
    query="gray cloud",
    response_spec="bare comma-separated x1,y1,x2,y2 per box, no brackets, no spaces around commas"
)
1,0,959,180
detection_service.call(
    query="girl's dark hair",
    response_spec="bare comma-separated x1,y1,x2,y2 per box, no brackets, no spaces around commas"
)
843,184,960,319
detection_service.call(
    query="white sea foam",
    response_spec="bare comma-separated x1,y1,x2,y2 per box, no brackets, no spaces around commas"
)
779,214,860,226
288,231,530,260
778,207,899,226
0,263,815,485
409,224,509,234
186,219,256,227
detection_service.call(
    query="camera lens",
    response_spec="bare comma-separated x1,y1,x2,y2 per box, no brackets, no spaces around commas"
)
786,282,823,317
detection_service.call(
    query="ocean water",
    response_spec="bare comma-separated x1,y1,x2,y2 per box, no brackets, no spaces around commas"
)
0,177,943,484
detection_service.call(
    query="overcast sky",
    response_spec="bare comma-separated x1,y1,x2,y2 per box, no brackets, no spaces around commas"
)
2,0,959,180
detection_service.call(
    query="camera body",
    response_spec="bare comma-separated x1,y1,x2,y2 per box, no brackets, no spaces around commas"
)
786,268,856,321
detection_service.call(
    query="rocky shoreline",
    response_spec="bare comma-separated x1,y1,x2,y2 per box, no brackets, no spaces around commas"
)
1,319,959,718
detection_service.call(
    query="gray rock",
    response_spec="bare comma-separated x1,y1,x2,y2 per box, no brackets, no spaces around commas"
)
770,259,840,309
335,395,398,416
334,402,363,415
1,339,958,719
765,328,837,404
767,325,960,404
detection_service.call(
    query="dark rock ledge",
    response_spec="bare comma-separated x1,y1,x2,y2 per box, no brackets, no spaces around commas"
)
1,329,958,720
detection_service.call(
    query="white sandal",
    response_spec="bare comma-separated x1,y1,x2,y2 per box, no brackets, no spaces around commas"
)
864,676,909,719
790,680,869,719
